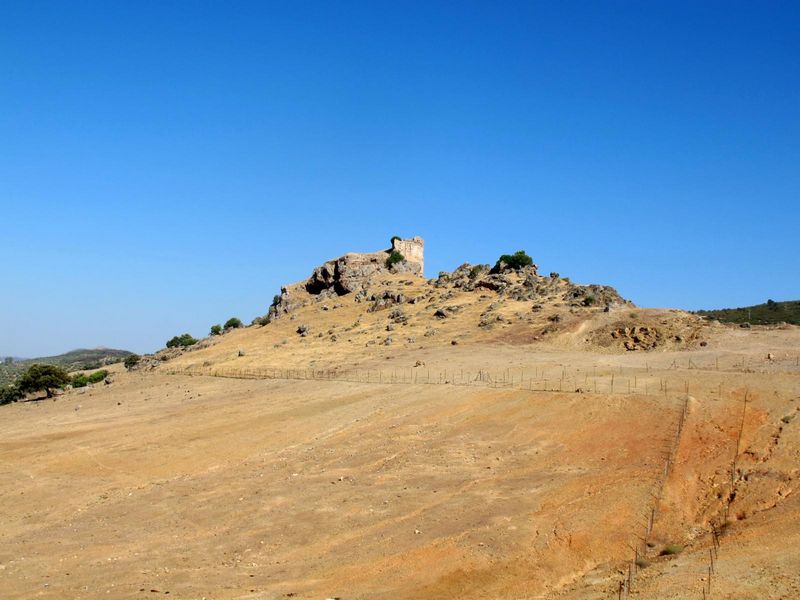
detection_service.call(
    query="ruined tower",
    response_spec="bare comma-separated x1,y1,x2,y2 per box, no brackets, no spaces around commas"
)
391,236,424,276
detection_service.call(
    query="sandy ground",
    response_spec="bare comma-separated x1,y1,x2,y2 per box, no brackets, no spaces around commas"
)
2,274,799,598
3,371,676,599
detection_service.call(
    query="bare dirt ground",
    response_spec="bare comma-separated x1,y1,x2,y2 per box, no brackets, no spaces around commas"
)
2,274,799,599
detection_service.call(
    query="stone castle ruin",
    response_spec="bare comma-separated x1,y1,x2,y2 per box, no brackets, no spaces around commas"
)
268,237,425,319
391,236,424,274
266,237,631,330
303,236,425,297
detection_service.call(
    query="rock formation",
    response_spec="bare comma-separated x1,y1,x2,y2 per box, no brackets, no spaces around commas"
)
433,262,627,308
269,237,425,319
304,236,425,297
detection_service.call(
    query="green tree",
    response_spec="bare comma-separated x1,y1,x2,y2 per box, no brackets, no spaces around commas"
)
224,317,243,330
124,354,141,370
210,324,222,336
16,364,71,399
166,334,198,348
494,250,533,271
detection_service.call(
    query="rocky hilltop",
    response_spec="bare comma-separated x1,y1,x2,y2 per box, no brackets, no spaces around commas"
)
147,238,711,371
268,238,629,326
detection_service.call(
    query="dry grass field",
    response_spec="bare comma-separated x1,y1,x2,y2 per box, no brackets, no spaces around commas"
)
2,272,799,599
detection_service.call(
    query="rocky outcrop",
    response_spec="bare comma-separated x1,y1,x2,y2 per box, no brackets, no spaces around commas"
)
434,263,629,308
264,243,629,324
305,238,424,297
306,252,395,295
268,238,425,320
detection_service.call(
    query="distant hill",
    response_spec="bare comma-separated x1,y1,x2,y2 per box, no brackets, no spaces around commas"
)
0,348,133,386
696,299,800,326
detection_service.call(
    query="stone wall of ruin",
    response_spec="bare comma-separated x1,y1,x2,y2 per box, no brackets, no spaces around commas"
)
392,237,424,275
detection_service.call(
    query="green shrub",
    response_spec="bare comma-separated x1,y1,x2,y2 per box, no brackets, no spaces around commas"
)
494,250,533,271
272,294,282,306
87,370,108,384
71,374,89,388
124,354,141,370
70,369,106,388
386,251,405,268
166,333,198,349
583,295,597,306
253,315,271,326
390,235,401,244
210,324,222,336
16,364,71,398
224,317,243,330
0,384,23,405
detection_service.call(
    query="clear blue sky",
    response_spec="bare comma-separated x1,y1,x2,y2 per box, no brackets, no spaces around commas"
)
1,1,798,357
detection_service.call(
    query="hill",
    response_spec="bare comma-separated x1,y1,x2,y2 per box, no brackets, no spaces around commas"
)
1,239,799,599
696,299,800,325
0,348,133,385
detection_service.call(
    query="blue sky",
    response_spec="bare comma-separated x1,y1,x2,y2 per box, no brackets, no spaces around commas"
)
1,1,798,356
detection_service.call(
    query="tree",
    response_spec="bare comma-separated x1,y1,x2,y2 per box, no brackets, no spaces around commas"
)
124,354,141,370
166,334,198,348
224,317,243,330
16,364,70,399
494,250,533,271
210,324,222,336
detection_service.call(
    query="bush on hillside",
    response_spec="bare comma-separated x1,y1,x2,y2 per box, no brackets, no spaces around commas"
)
87,369,108,383
224,317,243,330
0,384,23,406
166,334,198,349
124,354,141,370
70,369,107,388
210,324,222,336
386,251,405,268
494,250,533,271
16,364,71,398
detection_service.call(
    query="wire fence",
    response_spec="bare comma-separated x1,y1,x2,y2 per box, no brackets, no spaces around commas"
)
617,388,752,598
697,388,749,598
163,364,701,398
615,394,690,599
